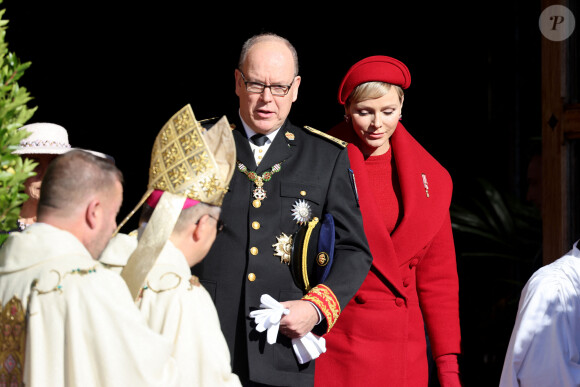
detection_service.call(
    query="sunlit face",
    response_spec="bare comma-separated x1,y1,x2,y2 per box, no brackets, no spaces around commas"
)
235,40,300,135
346,87,403,157
23,154,58,200
91,180,123,259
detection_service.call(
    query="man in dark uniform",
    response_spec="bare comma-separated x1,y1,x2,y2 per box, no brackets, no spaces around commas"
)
192,33,372,387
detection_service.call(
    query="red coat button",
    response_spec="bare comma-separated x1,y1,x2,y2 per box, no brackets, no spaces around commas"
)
355,294,366,304
395,298,404,307
403,278,410,287
409,258,419,268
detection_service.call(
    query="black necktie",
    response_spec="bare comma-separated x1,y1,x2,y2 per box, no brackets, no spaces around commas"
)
250,134,268,146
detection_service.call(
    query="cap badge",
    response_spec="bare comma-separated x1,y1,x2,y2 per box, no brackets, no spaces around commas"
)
316,252,330,267
291,199,312,225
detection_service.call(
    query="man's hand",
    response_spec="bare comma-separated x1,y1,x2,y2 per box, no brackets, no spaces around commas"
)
278,300,318,338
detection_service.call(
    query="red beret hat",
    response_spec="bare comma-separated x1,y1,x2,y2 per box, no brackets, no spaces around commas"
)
338,55,411,105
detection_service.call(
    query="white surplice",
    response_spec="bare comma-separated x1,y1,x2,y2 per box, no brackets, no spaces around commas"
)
100,233,241,387
0,223,180,387
500,241,580,387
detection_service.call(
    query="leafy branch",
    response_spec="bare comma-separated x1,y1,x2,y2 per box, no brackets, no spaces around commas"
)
0,2,37,244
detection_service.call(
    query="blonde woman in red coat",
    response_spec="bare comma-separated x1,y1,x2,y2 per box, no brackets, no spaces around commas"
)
314,56,462,386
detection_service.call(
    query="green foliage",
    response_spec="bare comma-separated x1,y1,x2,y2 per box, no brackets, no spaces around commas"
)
451,177,542,278
450,177,542,385
0,2,37,244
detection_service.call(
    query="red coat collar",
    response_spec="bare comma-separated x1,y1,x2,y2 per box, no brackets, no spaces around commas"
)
330,122,452,292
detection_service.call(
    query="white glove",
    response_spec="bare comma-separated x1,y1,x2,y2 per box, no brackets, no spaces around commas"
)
292,332,326,364
249,294,289,344
249,294,327,364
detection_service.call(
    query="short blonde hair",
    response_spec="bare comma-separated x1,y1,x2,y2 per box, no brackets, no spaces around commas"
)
345,81,404,108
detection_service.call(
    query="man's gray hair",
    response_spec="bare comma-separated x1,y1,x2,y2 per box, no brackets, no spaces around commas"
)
238,33,299,76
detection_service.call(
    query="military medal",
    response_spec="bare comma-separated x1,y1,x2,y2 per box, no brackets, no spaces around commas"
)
285,131,295,140
291,199,312,225
237,161,283,203
273,232,293,264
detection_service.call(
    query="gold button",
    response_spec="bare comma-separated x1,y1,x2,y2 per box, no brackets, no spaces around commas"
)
300,190,307,196
248,273,256,281
253,200,261,208
250,247,259,255
252,221,260,230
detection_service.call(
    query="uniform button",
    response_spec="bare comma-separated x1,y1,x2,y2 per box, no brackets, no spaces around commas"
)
252,221,260,230
409,258,419,268
300,190,307,196
403,278,410,287
252,200,261,208
395,298,405,307
355,294,366,304
250,247,259,255
248,273,256,281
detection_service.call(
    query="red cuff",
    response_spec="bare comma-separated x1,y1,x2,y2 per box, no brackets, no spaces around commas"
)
301,284,340,332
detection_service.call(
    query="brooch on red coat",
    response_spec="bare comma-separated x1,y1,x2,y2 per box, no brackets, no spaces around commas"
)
421,173,430,198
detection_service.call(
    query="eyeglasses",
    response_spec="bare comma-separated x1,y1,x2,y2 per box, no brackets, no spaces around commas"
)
239,70,294,96
208,215,225,233
196,214,224,233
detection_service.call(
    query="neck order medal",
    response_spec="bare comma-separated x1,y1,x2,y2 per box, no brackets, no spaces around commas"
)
237,161,283,203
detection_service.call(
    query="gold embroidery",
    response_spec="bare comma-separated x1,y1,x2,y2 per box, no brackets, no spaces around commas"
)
31,266,98,295
189,275,201,288
146,272,182,293
302,284,341,332
1,296,26,386
303,126,347,147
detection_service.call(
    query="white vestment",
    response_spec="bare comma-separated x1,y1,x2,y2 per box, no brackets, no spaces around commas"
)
500,241,580,387
100,233,241,387
0,223,180,387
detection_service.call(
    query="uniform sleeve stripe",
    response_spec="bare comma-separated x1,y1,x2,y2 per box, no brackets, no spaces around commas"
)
302,284,341,332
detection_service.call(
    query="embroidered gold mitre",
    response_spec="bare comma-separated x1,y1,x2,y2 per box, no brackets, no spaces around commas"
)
148,104,235,205
115,104,236,300
115,104,236,234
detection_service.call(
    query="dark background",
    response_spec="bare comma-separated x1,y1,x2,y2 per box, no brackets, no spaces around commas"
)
4,1,544,385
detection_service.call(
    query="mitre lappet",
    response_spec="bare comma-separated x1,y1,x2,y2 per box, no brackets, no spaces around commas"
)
115,104,236,300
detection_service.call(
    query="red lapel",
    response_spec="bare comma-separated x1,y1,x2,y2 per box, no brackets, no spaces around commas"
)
389,123,453,262
330,121,452,296
346,143,406,296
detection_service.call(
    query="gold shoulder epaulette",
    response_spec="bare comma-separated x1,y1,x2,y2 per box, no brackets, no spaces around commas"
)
304,126,347,148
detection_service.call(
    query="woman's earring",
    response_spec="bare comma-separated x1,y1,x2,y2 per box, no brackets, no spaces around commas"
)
344,115,350,123
399,114,403,121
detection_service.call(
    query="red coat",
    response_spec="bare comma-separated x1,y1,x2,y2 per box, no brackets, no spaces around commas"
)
314,122,462,387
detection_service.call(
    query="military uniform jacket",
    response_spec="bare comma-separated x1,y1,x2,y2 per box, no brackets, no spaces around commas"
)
192,119,372,386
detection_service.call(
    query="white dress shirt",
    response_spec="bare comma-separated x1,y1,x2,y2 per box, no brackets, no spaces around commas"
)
239,114,280,165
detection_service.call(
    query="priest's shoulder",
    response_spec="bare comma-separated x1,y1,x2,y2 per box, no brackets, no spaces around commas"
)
303,126,347,148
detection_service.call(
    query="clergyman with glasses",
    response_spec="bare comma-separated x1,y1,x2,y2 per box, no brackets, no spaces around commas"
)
100,104,241,386
191,33,373,386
